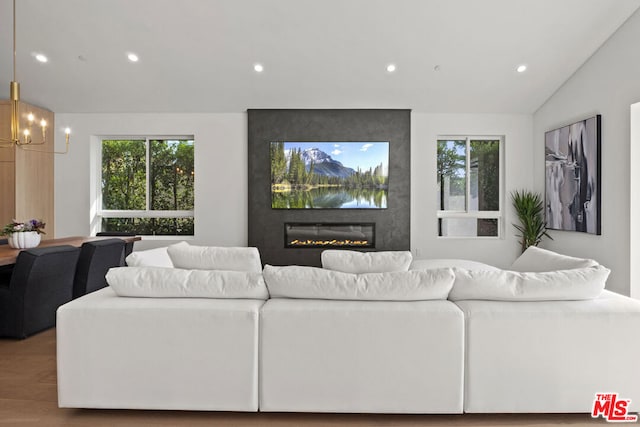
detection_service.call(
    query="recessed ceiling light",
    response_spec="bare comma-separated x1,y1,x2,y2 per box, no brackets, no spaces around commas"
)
254,63,264,73
386,64,396,73
34,53,48,63
127,53,139,62
516,64,527,73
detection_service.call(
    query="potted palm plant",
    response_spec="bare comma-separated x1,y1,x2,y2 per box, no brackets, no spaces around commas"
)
511,190,552,253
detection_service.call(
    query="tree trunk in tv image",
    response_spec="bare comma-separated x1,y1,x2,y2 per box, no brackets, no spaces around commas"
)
270,141,389,209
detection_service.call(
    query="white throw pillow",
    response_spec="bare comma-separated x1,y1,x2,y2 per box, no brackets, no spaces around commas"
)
448,265,609,301
321,250,412,273
263,264,454,301
106,267,269,299
411,258,499,272
125,247,174,268
167,242,262,273
511,246,598,272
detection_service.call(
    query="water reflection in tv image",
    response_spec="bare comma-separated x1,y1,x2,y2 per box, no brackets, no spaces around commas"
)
545,115,601,235
271,142,389,209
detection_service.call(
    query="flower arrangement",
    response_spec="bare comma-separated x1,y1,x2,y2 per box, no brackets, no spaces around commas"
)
1,219,46,236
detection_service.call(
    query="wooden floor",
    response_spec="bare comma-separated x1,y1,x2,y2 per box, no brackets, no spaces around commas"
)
0,329,604,427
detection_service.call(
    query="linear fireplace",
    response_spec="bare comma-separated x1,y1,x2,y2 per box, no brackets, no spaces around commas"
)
285,223,375,249
248,109,410,266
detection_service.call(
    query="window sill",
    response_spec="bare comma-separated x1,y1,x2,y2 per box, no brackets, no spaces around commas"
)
137,235,195,241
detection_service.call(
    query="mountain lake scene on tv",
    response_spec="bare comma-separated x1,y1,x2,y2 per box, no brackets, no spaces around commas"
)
271,142,389,209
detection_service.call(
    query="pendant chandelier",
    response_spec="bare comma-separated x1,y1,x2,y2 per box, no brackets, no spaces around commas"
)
0,0,70,154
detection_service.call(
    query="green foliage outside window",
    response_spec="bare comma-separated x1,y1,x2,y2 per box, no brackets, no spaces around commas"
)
101,217,194,236
437,138,501,237
102,140,147,210
437,140,466,210
101,139,194,236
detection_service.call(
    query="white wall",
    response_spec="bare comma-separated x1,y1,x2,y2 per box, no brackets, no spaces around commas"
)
411,113,534,268
55,112,532,264
631,102,640,298
533,10,640,295
55,113,247,250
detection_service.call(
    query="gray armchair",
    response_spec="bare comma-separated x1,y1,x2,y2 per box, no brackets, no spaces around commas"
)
0,245,80,339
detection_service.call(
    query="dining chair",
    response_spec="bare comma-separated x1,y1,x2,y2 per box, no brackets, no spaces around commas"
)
73,238,126,299
0,245,80,339
96,231,135,262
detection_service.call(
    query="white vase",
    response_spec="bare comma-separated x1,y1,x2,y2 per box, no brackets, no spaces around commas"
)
8,231,42,249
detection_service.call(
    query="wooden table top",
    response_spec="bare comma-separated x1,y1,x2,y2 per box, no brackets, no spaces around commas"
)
0,235,141,266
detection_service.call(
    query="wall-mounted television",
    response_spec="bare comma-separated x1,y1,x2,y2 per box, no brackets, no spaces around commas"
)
270,141,389,209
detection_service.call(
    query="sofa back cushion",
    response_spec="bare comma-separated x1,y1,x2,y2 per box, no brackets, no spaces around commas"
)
448,265,609,301
321,250,412,274
263,265,454,301
106,266,269,299
167,242,262,273
125,247,174,268
411,258,499,272
510,246,598,272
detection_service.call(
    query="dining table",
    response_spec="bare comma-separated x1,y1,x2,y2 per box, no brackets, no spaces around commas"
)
0,235,141,267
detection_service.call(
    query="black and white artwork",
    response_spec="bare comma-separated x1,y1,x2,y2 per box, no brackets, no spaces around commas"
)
545,115,601,235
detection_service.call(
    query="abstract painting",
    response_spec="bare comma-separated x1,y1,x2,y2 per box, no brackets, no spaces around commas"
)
545,115,601,235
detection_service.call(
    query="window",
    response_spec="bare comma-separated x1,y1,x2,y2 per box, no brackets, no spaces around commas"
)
437,136,502,237
98,137,194,236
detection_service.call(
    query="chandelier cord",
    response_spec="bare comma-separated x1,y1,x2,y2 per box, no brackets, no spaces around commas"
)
12,0,16,82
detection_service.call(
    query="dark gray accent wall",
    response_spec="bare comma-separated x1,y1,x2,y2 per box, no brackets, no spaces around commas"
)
248,109,410,266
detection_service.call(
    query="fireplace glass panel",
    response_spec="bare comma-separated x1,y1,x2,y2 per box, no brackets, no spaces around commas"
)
285,223,375,248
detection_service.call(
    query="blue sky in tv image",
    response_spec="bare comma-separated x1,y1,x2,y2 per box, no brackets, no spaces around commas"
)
283,142,389,174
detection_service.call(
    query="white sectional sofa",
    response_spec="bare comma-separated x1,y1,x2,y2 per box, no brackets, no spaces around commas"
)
457,290,640,413
57,288,264,411
260,299,464,413
56,245,640,414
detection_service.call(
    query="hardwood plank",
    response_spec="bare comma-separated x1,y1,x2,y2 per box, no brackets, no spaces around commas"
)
0,102,15,162
14,101,55,239
0,161,16,227
0,100,55,238
0,328,606,427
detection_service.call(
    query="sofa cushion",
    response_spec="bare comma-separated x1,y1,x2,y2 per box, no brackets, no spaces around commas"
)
167,242,262,273
260,298,465,413
321,250,412,273
455,290,640,413
125,247,173,268
510,246,598,272
411,258,499,271
106,266,269,299
57,287,264,411
448,265,609,301
263,265,454,301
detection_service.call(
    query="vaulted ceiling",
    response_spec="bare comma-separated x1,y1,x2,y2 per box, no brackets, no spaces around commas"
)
1,0,639,114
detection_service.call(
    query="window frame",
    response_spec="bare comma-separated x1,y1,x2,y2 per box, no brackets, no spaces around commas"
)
96,135,195,238
436,135,504,239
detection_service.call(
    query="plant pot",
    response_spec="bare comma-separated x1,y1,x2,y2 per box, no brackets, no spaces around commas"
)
7,231,42,249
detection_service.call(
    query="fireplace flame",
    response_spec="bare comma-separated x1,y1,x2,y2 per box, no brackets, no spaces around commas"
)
289,239,370,247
